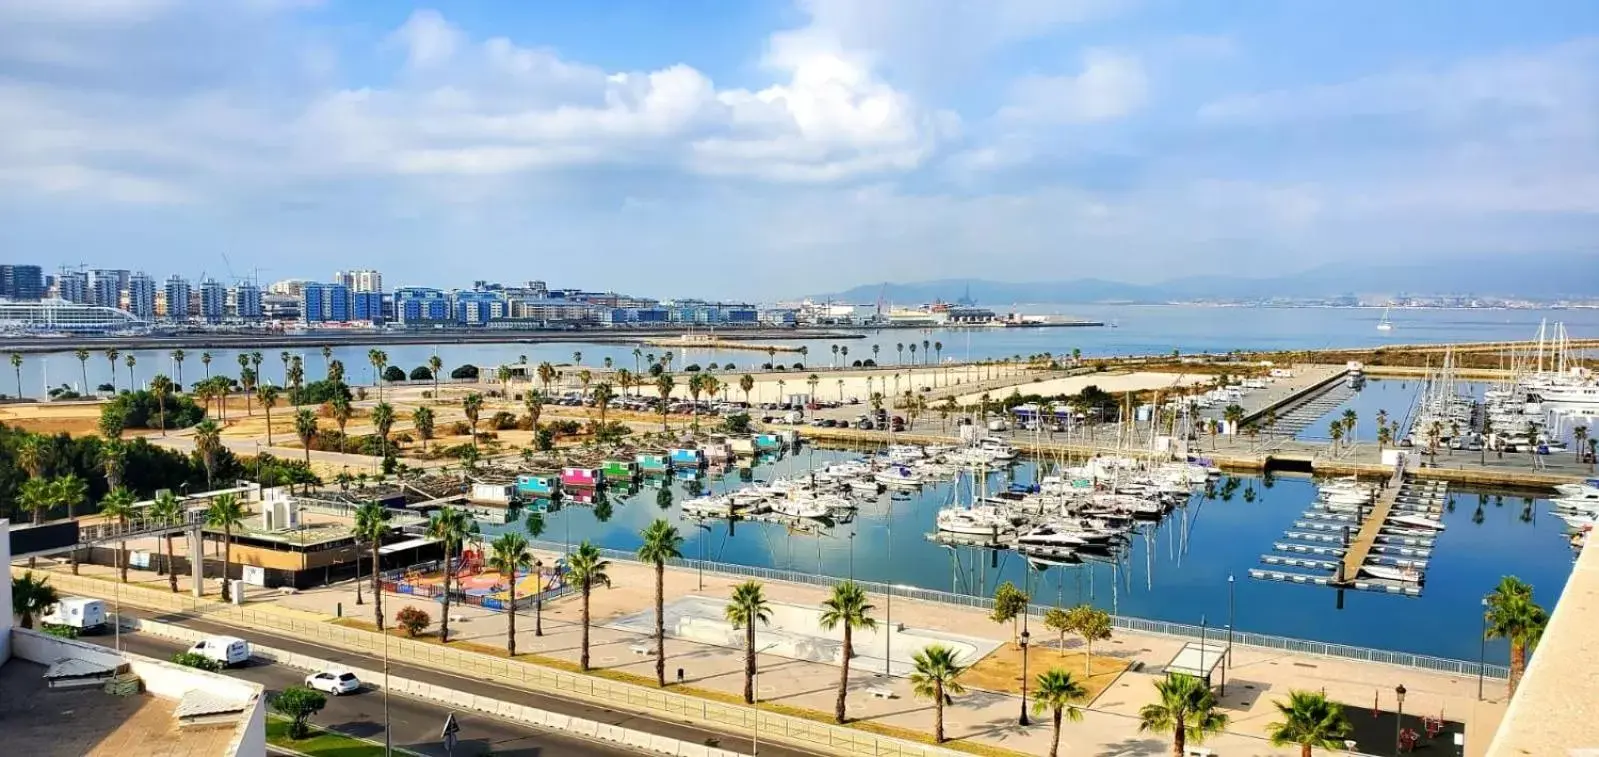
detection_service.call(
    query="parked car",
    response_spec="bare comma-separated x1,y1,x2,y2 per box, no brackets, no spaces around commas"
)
304,669,361,695
188,636,251,668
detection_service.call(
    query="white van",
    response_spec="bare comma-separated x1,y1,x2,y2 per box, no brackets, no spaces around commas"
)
189,636,252,668
42,597,108,633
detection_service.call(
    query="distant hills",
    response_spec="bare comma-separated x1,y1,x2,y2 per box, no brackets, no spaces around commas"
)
815,254,1599,304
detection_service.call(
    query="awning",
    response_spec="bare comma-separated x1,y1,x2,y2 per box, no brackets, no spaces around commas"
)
1164,641,1228,681
380,536,438,555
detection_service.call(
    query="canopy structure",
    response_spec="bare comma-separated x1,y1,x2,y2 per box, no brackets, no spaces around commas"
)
1164,641,1229,684
380,536,438,555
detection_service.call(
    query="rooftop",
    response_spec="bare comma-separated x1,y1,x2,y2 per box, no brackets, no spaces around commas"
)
0,659,240,757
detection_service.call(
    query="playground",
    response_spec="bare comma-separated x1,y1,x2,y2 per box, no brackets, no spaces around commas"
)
383,548,568,611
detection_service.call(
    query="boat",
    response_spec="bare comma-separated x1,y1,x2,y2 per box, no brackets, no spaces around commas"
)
769,495,831,519
669,447,706,469
876,465,923,488
560,467,602,489
1362,564,1423,583
636,453,671,474
936,506,1015,536
1377,305,1394,332
602,459,640,481
516,474,558,498
1389,514,1446,531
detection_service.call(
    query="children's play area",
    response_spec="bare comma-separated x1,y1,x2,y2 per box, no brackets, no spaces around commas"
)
382,548,570,611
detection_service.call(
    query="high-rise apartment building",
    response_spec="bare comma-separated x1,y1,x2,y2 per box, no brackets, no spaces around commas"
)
233,282,264,320
0,265,44,300
54,269,89,304
198,277,227,322
334,269,383,293
89,269,127,308
301,283,353,322
164,275,191,319
395,287,451,324
126,271,157,318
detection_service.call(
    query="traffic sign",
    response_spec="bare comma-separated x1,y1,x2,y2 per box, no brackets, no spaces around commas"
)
442,712,460,755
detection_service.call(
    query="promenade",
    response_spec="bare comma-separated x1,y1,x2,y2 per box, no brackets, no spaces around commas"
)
35,549,1509,757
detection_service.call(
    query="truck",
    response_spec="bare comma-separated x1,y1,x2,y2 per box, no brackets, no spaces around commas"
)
41,597,108,633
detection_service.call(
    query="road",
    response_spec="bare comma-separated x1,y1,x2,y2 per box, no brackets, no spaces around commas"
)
100,608,811,757
84,629,638,757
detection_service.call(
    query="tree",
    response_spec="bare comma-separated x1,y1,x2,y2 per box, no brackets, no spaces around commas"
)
354,501,391,629
489,532,534,656
523,389,544,431
330,394,353,453
427,354,443,397
1138,674,1229,757
100,487,138,582
1328,420,1344,453
272,685,328,739
9,352,22,398
637,520,684,686
294,408,318,466
818,581,876,723
740,374,755,406
396,606,430,637
655,374,675,432
990,581,1029,646
149,491,185,593
411,406,435,451
76,348,91,395
462,393,484,449
1267,690,1353,757
1576,425,1591,472
526,511,548,636
257,385,279,446
1032,669,1089,757
1484,575,1548,696
20,478,53,526
426,509,474,642
12,571,60,629
910,644,968,743
207,493,246,601
896,342,904,365
371,402,395,458
568,541,612,671
592,382,617,434
1073,606,1113,674
105,349,120,391
194,419,222,488
725,580,772,704
1043,607,1074,656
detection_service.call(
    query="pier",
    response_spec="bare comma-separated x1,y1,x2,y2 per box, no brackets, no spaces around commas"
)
1336,461,1410,585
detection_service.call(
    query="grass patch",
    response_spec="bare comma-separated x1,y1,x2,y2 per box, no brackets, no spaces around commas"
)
963,642,1129,705
267,715,418,757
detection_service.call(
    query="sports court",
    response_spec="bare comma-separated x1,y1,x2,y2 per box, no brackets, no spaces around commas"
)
607,595,999,676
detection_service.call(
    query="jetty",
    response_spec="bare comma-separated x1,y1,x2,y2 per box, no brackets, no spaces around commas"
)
1336,460,1408,585
642,334,805,352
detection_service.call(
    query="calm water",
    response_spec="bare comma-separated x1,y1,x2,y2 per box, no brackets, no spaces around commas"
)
11,305,1599,397
475,448,1577,665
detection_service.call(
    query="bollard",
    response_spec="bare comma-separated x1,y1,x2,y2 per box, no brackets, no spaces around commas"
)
336,602,342,618
677,667,684,684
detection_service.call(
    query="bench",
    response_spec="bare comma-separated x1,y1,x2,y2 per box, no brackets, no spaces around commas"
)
629,643,656,656
865,686,896,699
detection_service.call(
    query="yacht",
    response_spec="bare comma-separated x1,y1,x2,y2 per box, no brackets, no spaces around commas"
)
875,465,923,488
1554,478,1599,498
978,437,1018,461
886,445,925,463
770,496,831,519
1389,514,1446,531
1376,305,1394,332
1362,564,1423,583
936,506,1016,536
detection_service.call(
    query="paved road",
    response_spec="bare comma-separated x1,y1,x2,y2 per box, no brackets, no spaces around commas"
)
84,629,636,757
105,608,810,757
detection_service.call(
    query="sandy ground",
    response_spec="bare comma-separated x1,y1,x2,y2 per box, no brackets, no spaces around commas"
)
954,371,1211,405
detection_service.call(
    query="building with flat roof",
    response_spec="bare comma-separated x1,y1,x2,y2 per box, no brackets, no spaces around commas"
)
164,275,191,319
233,281,263,320
0,264,44,300
0,298,147,334
335,269,383,293
126,271,156,319
198,278,227,322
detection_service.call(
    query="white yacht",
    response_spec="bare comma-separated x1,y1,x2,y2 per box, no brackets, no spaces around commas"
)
1389,514,1446,531
1376,305,1394,332
770,496,831,519
978,437,1018,461
1362,564,1422,583
875,465,923,488
936,506,1015,536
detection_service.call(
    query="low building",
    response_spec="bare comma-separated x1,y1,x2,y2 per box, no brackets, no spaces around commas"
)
0,298,147,334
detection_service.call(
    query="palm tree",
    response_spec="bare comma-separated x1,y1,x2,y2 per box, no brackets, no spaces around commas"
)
124,355,138,391
257,385,280,445
194,419,222,487
567,541,612,671
100,487,138,582
818,581,876,723
655,374,675,432
428,354,443,397
12,571,59,629
206,493,246,601
739,374,755,406
895,342,904,365
489,532,534,656
105,348,120,391
1032,669,1089,757
146,373,174,435
572,351,583,366
321,345,333,378
288,356,304,402
526,511,548,636
149,492,185,593
1328,421,1344,453
1267,690,1353,757
537,362,556,395
1575,425,1590,472
371,402,395,458
201,351,212,379
329,393,352,453
523,389,544,430
20,478,54,529
426,509,474,642
637,520,684,686
397,409,429,455
294,408,318,467
725,581,772,704
1138,674,1229,757
1484,576,1549,695
368,349,387,401
910,644,968,743
9,352,22,398
75,348,91,394
354,501,391,627
462,393,484,449
328,359,345,385
592,383,616,434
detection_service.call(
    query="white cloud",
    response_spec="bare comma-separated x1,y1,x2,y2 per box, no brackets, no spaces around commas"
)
391,9,462,69
999,50,1148,124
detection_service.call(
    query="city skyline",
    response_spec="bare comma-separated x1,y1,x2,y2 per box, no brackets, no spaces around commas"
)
2,1,1597,298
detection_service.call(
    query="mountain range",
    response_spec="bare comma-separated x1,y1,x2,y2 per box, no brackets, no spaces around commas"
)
814,254,1599,304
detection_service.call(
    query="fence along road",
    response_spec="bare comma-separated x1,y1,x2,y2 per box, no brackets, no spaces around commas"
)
22,569,960,757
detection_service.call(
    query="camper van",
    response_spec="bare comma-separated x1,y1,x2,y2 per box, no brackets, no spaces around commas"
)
41,597,108,633
188,636,252,668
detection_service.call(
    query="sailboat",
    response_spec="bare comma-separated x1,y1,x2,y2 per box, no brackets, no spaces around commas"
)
1376,305,1394,332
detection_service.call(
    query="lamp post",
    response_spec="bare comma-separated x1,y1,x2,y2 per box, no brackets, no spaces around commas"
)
1395,683,1407,753
1477,597,1488,701
1018,629,1031,726
383,621,391,755
1223,574,1235,696
752,640,781,756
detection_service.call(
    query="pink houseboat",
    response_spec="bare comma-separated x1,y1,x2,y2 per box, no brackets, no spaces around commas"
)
560,466,602,489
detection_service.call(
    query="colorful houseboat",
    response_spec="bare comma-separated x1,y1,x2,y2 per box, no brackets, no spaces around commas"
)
669,447,706,468
602,459,640,481
516,474,558,498
753,434,784,451
560,466,602,489
636,452,670,474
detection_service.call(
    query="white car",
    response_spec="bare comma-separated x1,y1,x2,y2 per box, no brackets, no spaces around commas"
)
304,669,361,695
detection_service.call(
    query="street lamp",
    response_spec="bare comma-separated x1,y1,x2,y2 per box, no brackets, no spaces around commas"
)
1477,597,1488,701
1018,629,1032,726
1223,574,1235,696
1395,683,1407,752
752,640,782,756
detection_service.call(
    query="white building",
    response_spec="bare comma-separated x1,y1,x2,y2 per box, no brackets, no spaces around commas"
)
334,269,383,293
126,271,157,319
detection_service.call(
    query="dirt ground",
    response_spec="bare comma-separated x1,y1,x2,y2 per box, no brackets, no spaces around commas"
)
0,401,156,437
962,640,1130,705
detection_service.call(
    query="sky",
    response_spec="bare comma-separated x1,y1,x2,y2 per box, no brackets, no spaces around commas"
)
1,0,1597,300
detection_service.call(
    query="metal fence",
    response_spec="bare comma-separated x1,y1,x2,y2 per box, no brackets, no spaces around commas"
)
525,540,1511,681
29,570,959,757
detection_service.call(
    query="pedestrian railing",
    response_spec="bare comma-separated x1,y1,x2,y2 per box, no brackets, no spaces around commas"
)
525,540,1510,681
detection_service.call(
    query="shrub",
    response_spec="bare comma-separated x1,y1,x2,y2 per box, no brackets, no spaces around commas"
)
862,359,876,367
550,419,582,436
760,362,773,370
410,366,433,381
648,364,664,377
535,426,555,451
396,606,430,637
451,364,479,380
97,382,115,392
356,387,368,401
271,685,327,739
382,366,406,382
171,651,221,671
99,389,206,431
41,622,79,639
851,360,862,367
684,364,701,372
791,363,804,370
722,412,752,433
291,379,351,406
448,420,471,436
490,411,518,430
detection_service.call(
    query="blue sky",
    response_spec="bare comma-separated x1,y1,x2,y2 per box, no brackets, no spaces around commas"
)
1,0,1595,300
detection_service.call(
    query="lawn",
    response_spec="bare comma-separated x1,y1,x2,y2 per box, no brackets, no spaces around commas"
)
267,716,407,757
